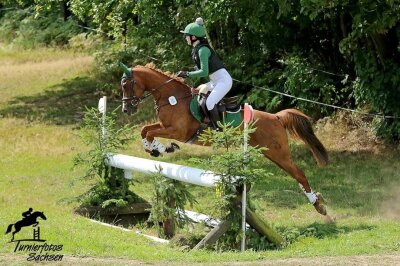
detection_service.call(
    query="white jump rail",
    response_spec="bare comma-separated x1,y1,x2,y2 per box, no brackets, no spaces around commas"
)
106,153,222,187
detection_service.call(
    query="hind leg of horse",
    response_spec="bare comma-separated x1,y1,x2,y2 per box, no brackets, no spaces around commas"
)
274,156,326,215
252,124,327,216
12,227,20,241
251,113,327,216
267,151,327,216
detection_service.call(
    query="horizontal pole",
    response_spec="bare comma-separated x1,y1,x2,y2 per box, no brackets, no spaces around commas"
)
88,219,169,244
177,209,220,227
106,153,221,187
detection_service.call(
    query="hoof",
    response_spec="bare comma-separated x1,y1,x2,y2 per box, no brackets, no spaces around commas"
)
313,202,327,216
316,192,327,204
150,150,161,157
313,192,328,215
165,142,180,153
313,194,327,216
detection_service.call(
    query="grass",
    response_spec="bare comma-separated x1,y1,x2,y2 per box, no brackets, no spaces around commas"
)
0,46,399,264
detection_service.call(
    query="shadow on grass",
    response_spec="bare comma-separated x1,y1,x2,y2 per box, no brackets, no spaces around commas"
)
0,76,151,126
0,76,103,125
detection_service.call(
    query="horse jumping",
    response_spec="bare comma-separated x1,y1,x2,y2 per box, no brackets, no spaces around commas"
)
120,63,329,216
5,211,47,241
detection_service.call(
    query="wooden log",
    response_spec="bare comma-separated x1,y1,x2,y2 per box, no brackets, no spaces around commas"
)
192,220,231,250
245,207,284,246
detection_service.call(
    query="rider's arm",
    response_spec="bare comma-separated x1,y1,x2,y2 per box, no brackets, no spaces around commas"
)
188,46,211,78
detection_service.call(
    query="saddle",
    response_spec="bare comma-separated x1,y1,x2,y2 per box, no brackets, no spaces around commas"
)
197,93,241,127
188,94,243,143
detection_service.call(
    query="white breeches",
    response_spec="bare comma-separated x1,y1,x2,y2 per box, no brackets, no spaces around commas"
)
202,68,232,110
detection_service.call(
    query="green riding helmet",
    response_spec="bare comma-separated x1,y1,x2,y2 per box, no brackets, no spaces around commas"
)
180,21,206,38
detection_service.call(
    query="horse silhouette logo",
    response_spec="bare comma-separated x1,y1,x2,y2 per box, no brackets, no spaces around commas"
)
5,208,47,242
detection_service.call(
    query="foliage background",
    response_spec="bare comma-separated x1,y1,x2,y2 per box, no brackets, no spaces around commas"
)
0,0,399,140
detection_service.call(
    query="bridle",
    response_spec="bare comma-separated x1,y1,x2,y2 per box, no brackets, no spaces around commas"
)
121,74,175,109
121,76,142,108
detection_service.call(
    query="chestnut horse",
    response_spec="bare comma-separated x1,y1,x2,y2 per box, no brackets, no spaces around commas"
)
120,63,329,217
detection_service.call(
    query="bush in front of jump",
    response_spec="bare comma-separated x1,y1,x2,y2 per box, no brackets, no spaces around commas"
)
148,169,198,239
73,106,140,208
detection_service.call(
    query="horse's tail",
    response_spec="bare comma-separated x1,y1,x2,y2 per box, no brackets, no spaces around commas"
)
276,109,328,167
5,224,13,234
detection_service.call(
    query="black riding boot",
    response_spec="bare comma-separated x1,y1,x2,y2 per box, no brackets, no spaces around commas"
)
208,106,221,130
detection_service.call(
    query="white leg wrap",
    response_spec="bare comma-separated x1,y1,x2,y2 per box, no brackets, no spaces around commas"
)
150,139,166,153
142,138,151,150
299,184,318,204
306,192,318,204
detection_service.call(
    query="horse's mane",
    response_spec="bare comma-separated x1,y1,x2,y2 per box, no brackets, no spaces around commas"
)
136,63,190,88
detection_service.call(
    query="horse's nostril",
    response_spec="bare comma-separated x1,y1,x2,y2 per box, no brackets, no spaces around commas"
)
123,109,128,113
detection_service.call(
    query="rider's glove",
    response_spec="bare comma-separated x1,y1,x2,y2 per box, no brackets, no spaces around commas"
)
177,71,189,78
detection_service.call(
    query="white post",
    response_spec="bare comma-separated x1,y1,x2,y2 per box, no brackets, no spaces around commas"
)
241,103,254,252
98,96,107,147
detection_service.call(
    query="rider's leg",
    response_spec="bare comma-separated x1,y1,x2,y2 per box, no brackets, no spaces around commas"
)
205,69,232,128
205,69,232,110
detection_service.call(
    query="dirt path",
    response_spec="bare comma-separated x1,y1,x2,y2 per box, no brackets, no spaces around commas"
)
1,253,399,265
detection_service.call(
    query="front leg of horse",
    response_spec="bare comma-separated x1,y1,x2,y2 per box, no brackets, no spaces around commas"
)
33,222,39,227
141,123,162,153
145,127,181,157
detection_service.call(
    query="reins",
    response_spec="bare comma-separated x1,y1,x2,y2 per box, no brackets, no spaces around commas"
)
122,77,175,107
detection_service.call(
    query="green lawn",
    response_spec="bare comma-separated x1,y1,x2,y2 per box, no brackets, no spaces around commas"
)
0,46,399,264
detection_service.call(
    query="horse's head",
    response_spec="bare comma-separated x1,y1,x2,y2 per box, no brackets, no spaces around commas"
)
120,63,145,115
34,211,47,220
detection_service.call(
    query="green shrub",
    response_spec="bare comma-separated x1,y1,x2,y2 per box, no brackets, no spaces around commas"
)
149,171,197,239
73,106,139,208
0,8,82,48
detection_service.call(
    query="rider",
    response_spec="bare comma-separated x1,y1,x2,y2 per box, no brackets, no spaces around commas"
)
177,17,233,129
22,208,33,218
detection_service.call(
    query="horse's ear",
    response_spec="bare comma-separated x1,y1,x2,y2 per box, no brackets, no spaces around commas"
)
119,62,132,78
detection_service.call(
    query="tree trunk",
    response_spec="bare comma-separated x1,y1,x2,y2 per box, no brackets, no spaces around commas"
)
162,194,176,239
61,0,71,21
